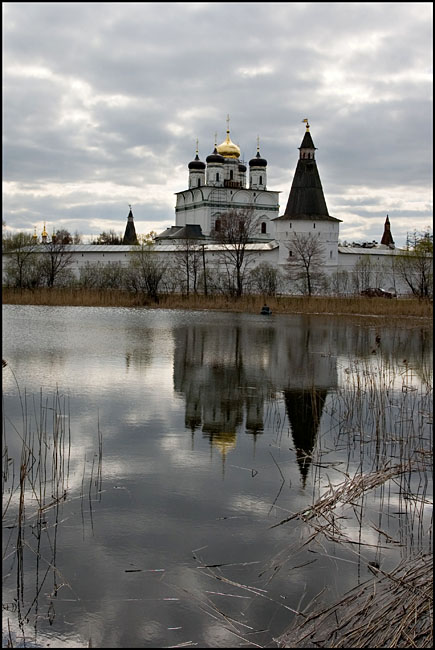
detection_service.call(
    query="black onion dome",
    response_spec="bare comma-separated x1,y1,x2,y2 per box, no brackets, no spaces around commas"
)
249,151,267,167
206,147,225,164
188,154,206,170
238,163,247,172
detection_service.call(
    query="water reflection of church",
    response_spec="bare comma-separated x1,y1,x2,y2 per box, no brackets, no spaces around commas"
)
173,318,338,483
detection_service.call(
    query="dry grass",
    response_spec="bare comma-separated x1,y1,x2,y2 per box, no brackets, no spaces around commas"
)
2,288,433,318
277,552,433,648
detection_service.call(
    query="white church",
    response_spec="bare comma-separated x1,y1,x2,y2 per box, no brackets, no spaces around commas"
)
6,120,410,295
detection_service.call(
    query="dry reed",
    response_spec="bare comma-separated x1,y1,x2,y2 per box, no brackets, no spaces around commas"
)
277,552,432,648
268,350,433,648
2,288,433,318
2,370,103,647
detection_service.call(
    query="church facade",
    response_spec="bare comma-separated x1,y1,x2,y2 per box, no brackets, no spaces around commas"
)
171,122,280,239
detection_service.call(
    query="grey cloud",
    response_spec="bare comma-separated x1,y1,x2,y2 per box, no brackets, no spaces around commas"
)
3,2,432,244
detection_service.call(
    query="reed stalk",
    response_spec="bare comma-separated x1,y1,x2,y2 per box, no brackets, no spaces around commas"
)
2,375,103,646
2,287,433,318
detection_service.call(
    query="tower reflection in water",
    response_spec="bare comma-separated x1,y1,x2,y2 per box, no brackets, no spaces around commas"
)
173,317,337,483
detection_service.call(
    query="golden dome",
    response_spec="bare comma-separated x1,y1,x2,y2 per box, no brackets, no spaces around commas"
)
216,129,240,159
41,222,48,237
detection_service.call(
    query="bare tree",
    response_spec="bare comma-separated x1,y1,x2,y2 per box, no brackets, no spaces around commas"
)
351,256,372,294
248,262,282,296
55,229,73,244
126,241,168,303
91,229,123,245
285,232,326,296
38,240,75,287
174,236,203,296
3,232,41,288
79,261,127,289
330,269,350,296
213,207,260,297
394,229,433,298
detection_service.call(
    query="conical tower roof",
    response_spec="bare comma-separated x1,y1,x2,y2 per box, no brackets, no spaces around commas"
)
380,215,395,248
276,125,340,223
122,207,138,245
299,130,316,150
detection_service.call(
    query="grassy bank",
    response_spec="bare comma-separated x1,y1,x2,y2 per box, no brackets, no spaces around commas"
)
2,287,433,318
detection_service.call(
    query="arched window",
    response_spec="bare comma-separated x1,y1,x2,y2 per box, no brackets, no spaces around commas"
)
215,219,221,232
216,173,220,181
261,222,267,234
197,178,201,187
259,175,263,185
313,223,316,229
230,170,233,180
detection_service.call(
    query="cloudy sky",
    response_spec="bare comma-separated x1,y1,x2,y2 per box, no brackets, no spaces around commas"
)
3,2,433,246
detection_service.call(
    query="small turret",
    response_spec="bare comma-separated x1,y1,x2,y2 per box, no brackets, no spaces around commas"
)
188,140,206,188
249,137,267,190
206,135,225,187
41,222,48,243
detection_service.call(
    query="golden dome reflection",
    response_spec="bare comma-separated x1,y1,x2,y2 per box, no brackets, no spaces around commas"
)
211,432,236,455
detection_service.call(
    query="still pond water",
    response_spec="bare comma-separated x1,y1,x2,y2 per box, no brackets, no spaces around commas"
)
2,306,433,648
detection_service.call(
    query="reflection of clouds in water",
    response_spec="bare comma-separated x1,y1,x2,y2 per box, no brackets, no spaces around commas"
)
2,307,432,648
138,619,164,643
336,355,432,392
101,457,158,480
3,619,89,648
230,495,274,517
204,623,248,648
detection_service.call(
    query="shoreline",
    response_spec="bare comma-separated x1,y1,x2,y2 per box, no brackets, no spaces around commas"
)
2,288,433,320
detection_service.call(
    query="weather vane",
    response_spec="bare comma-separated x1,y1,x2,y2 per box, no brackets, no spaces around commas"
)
302,118,310,130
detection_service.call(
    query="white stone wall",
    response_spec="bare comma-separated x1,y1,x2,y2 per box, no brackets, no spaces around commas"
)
272,218,340,269
336,247,410,294
1,242,422,296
